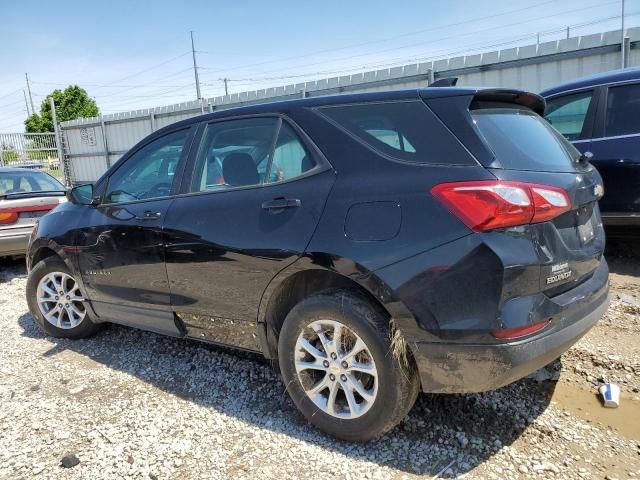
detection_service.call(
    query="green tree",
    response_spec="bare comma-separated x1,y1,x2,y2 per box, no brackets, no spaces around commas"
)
25,85,99,133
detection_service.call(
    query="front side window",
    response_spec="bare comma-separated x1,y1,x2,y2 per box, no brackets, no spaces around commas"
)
605,83,640,137
318,101,474,165
544,91,593,140
105,129,189,204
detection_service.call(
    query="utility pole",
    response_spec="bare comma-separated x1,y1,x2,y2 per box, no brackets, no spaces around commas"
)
621,0,626,69
223,78,229,96
190,31,202,101
25,73,36,114
23,90,30,116
566,26,570,39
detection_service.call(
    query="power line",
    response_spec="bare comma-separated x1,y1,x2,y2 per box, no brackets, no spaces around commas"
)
30,79,190,89
204,10,632,88
0,88,22,102
196,0,559,77
0,98,25,109
92,51,192,89
199,0,620,82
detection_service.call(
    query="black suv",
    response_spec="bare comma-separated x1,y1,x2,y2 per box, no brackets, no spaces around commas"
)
26,87,609,441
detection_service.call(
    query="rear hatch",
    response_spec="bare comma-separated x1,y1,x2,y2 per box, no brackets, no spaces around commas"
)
469,99,605,294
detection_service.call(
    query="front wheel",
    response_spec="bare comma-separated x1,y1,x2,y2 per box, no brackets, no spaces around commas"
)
278,290,419,441
26,256,101,339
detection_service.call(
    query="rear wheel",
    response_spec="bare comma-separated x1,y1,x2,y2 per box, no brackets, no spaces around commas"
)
26,256,100,339
278,289,419,441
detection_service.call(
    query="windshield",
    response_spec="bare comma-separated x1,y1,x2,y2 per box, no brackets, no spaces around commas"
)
472,108,582,173
0,171,64,195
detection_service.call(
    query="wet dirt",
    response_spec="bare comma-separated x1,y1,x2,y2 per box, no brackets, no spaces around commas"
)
550,381,640,441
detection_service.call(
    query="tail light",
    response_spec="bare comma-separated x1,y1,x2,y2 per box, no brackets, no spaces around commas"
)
0,212,19,225
492,319,551,340
431,181,571,232
0,204,59,226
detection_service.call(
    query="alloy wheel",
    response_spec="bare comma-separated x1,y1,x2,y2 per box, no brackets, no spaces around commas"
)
294,319,378,419
36,272,86,329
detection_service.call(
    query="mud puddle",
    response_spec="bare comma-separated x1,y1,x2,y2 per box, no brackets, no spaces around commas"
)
550,381,640,441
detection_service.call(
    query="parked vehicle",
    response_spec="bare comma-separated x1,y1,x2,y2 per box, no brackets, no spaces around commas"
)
541,67,640,230
0,168,66,257
26,87,609,441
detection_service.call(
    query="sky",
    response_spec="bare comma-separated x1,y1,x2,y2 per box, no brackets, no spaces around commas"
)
0,0,635,132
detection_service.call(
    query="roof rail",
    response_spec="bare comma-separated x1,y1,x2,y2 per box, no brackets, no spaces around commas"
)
429,77,458,87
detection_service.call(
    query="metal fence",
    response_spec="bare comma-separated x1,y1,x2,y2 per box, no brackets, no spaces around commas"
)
0,132,64,181
59,26,640,184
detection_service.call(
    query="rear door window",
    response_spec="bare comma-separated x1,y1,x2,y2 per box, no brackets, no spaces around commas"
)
544,91,594,140
472,107,581,172
267,123,315,183
318,101,475,165
605,83,640,137
190,118,279,192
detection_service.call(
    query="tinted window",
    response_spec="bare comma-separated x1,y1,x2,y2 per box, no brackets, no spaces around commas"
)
0,171,64,195
191,118,279,192
544,91,593,140
472,108,581,172
267,123,315,183
318,101,474,165
105,129,188,204
605,83,640,137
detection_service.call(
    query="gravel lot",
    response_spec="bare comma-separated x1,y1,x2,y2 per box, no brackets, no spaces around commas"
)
1,252,639,480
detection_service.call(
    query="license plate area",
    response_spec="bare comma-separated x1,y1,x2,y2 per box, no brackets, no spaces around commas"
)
19,210,47,220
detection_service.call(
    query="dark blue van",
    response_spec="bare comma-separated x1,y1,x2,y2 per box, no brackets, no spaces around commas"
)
541,67,640,228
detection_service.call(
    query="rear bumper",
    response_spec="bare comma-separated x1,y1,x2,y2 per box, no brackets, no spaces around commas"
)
0,228,31,257
412,260,609,393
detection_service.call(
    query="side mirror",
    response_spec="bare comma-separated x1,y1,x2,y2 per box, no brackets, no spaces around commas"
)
66,184,99,205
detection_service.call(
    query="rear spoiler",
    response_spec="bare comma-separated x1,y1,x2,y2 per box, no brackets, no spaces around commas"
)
427,78,546,115
0,190,66,201
470,89,546,116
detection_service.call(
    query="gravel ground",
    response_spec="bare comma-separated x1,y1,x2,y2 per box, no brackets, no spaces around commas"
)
1,254,639,480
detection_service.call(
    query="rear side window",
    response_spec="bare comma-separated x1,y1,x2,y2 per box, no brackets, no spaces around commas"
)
605,83,640,137
318,101,475,165
544,91,593,140
267,123,315,183
0,171,64,195
472,108,581,172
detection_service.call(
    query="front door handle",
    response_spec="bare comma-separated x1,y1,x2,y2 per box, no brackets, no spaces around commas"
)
261,198,301,211
137,210,162,221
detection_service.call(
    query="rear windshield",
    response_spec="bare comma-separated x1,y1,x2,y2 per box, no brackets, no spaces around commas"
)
318,101,476,165
472,108,581,172
0,171,64,195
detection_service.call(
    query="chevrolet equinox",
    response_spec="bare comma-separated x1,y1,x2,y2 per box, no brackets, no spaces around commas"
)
25,87,609,441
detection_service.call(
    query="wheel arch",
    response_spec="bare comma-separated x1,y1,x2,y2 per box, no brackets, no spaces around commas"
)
257,253,419,359
28,239,75,273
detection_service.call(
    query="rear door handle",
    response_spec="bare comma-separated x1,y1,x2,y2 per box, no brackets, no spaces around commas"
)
137,210,162,221
261,198,301,211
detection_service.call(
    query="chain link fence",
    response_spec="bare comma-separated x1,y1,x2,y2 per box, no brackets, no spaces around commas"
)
0,132,64,182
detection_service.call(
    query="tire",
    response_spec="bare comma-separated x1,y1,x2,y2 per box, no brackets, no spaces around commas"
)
26,256,101,339
278,289,420,441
